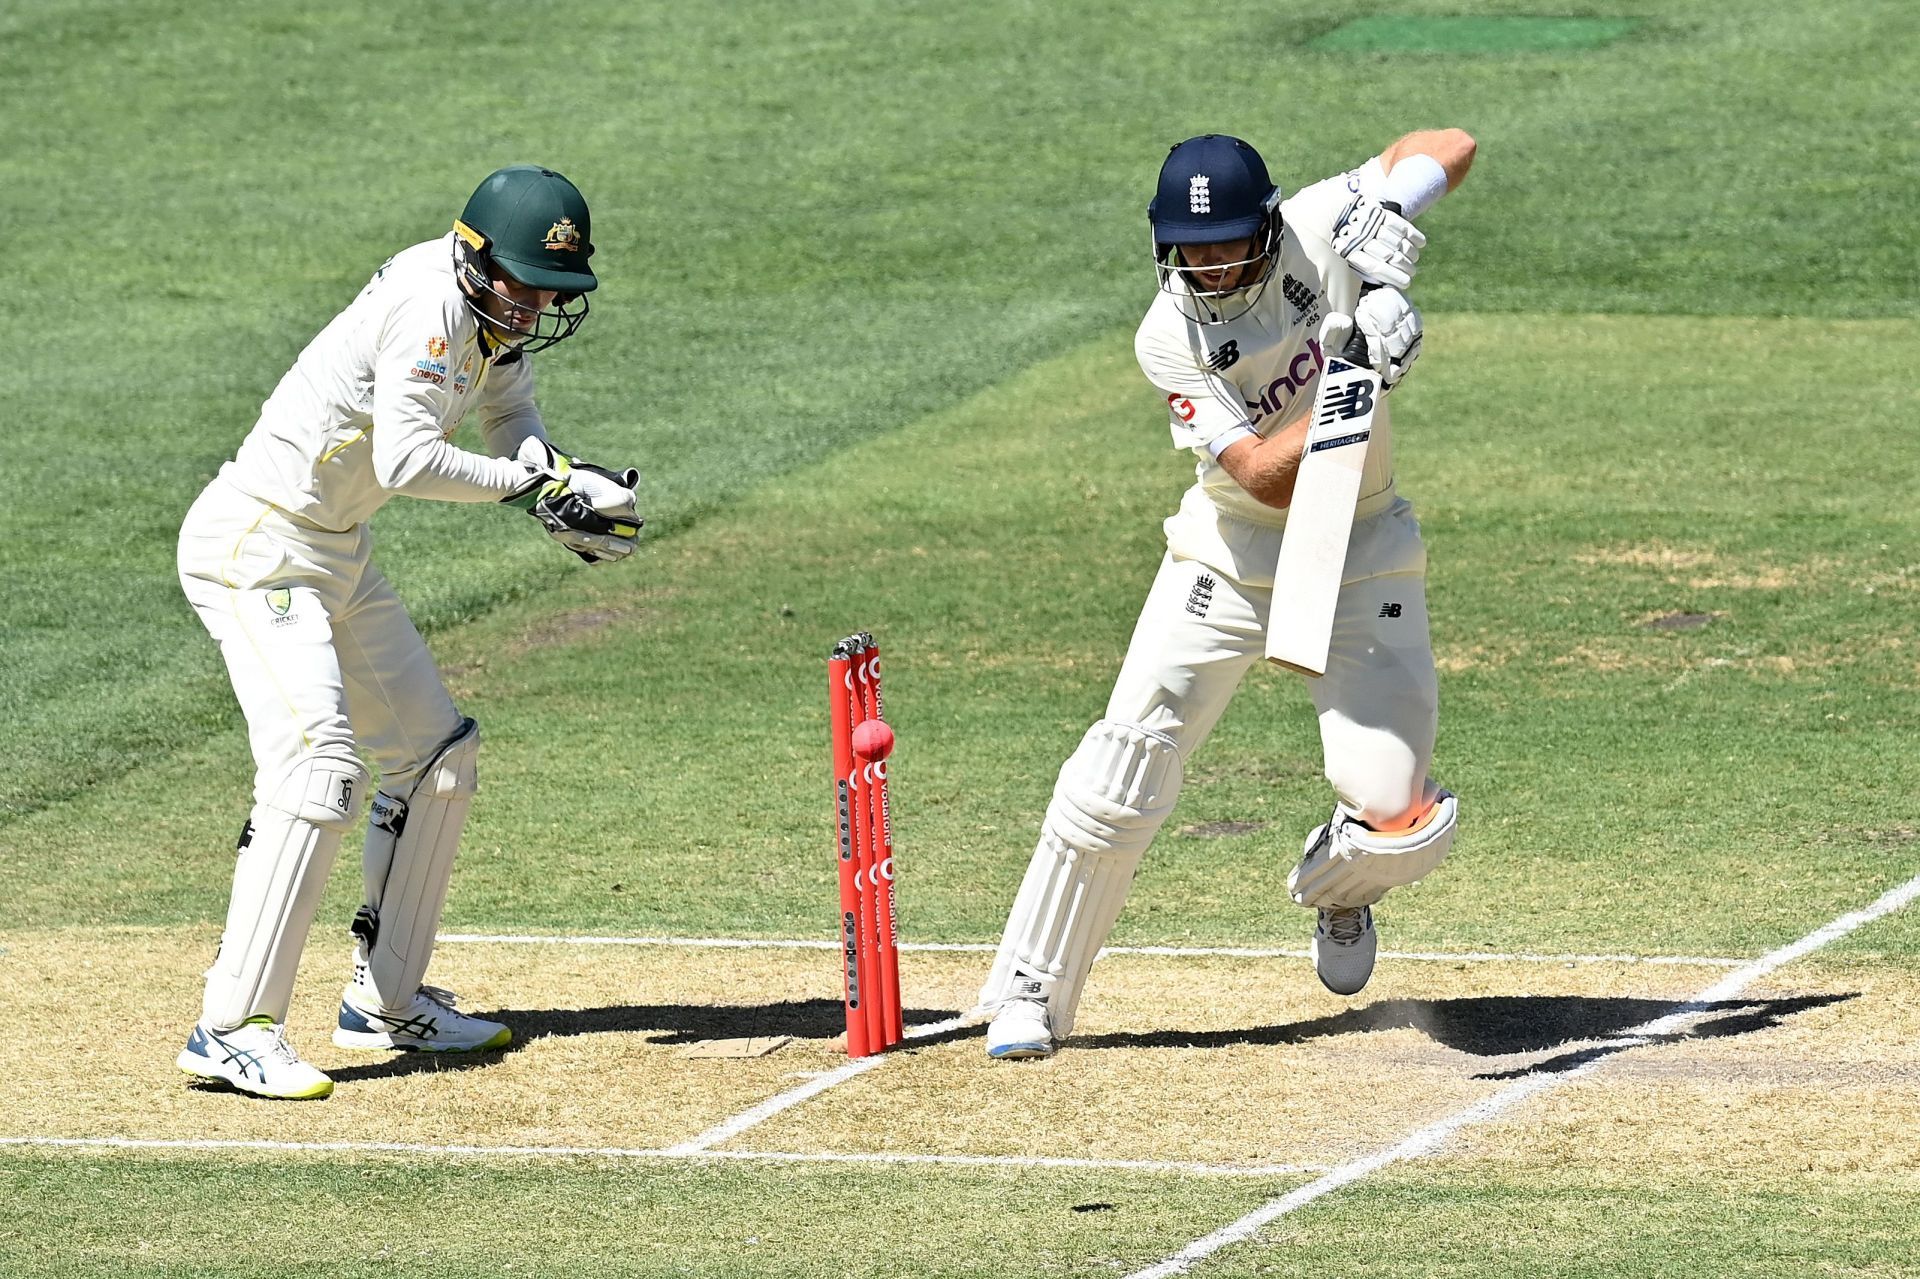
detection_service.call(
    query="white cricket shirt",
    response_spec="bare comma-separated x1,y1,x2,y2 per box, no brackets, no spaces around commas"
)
221,234,549,532
1134,162,1401,577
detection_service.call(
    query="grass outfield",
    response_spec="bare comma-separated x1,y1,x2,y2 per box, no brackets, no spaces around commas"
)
4,0,1919,1276
5,1159,1914,1279
3,0,1918,820
7,314,1915,955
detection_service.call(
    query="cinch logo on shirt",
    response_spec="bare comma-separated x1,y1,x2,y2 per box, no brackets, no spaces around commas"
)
1244,338,1326,427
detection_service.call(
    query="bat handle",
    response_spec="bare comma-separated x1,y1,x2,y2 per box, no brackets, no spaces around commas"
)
1340,319,1373,364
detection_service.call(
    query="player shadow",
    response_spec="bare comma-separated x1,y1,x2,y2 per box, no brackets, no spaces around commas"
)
1072,992,1856,1079
324,999,967,1082
502,997,964,1046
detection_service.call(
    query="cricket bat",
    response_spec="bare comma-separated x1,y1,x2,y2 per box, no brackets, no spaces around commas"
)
1264,317,1381,677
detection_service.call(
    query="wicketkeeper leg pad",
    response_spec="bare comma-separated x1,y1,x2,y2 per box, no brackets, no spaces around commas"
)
979,720,1183,1038
1289,787,1457,909
351,717,480,1009
202,749,369,1029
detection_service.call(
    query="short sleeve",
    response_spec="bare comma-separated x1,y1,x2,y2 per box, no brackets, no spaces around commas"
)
1134,302,1253,453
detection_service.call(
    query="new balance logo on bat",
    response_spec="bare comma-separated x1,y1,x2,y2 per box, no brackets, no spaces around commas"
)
1317,377,1376,425
1379,603,1403,618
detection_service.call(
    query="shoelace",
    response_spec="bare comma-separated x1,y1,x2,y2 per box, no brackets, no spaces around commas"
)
262,1024,304,1066
1322,907,1369,945
419,984,462,1011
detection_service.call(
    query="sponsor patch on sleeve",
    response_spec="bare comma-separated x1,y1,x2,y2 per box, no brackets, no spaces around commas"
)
409,336,451,384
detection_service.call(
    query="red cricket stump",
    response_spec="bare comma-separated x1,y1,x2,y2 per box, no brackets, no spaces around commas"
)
829,632,904,1057
859,641,906,1045
845,637,885,1053
827,643,869,1058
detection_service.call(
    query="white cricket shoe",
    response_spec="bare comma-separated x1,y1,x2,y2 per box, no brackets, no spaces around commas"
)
178,1017,333,1100
1312,905,1377,996
333,984,511,1052
985,997,1055,1060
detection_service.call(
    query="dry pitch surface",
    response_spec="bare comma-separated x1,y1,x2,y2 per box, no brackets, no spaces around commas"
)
4,923,1915,1195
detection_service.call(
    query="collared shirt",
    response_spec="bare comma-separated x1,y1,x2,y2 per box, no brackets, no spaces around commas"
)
223,234,549,531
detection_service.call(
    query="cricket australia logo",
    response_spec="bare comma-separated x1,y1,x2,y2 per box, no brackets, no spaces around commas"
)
1189,174,1211,214
1186,572,1216,618
544,217,582,252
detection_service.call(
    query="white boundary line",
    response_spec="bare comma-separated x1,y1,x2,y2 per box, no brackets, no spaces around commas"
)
438,933,1747,968
1121,870,1920,1279
0,1135,1321,1180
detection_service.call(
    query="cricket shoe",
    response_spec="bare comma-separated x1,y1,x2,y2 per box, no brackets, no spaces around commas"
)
177,1017,333,1100
333,984,511,1052
1312,905,1377,996
984,997,1055,1060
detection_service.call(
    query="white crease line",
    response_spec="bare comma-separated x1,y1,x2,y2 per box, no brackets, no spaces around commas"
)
664,1014,970,1155
438,933,1746,968
0,1135,1313,1179
691,1148,1323,1177
1122,870,1920,1279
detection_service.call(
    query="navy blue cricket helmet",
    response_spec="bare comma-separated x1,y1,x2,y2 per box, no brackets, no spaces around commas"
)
1148,135,1285,323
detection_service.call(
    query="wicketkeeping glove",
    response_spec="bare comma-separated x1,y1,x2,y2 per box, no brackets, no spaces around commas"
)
1330,195,1424,290
503,437,643,564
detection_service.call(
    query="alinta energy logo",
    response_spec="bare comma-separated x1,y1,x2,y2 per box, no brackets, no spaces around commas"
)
1189,174,1211,214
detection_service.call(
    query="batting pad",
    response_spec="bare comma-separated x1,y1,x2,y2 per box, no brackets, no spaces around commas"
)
202,751,368,1029
354,718,480,1009
979,720,1183,1038
1289,787,1457,908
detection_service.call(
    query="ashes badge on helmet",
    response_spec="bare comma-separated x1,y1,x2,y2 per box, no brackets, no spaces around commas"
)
1148,134,1284,325
453,165,599,352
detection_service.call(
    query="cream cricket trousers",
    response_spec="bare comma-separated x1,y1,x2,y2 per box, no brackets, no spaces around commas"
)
178,476,464,803
1113,497,1438,823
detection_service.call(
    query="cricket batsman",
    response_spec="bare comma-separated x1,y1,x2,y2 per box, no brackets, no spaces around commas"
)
978,131,1476,1059
175,165,642,1098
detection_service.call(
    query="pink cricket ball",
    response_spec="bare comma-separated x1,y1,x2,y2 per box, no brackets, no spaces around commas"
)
852,719,895,762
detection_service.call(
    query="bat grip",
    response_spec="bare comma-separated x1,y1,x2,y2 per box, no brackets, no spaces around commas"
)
1340,317,1373,364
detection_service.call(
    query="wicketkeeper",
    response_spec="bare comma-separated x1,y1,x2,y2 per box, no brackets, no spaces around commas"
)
978,131,1476,1059
176,165,642,1098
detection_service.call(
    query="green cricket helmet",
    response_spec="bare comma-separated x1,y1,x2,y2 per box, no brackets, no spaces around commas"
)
453,165,597,352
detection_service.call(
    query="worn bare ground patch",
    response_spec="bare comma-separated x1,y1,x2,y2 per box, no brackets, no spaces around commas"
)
1,933,1902,1180
1437,960,1920,1182
1578,542,1920,599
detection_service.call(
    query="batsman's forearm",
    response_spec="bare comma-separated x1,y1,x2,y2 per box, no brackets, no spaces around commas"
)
1219,413,1311,509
